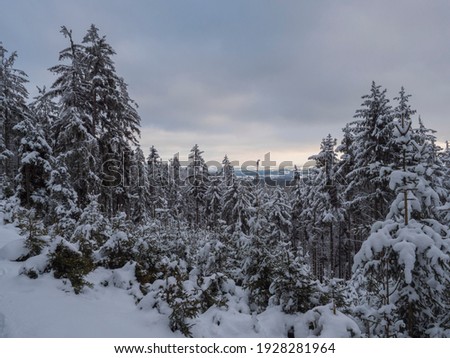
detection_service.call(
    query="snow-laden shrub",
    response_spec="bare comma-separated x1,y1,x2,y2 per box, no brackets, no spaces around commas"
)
48,239,94,294
304,304,361,338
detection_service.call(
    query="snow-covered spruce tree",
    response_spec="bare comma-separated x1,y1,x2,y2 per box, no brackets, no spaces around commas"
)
128,146,151,224
147,145,165,219
131,224,164,291
412,117,448,210
194,232,231,312
438,141,450,223
16,207,47,259
351,106,450,337
269,243,315,314
82,24,140,216
165,154,184,220
170,153,182,187
440,140,450,171
48,238,95,294
221,154,235,188
204,174,224,231
0,44,29,196
29,83,80,232
334,125,357,279
240,183,278,312
290,165,306,248
47,194,107,292
308,134,345,280
0,50,54,260
72,194,109,253
346,82,396,233
243,184,309,315
158,160,171,223
264,185,291,243
335,124,355,183
46,159,79,235
14,112,53,215
99,211,136,269
48,26,100,208
215,154,237,230
218,176,259,287
394,89,444,206
48,25,141,213
392,87,416,139
29,86,58,140
392,89,445,221
296,166,325,279
222,178,255,235
241,232,274,312
144,233,202,337
184,144,209,228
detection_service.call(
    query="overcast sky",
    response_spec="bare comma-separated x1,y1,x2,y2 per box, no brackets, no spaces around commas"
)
1,0,450,166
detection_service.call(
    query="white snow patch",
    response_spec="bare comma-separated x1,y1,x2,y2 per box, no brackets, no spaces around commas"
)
0,238,27,261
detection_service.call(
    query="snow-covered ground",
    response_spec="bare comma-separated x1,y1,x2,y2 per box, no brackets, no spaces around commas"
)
0,211,360,338
0,216,175,338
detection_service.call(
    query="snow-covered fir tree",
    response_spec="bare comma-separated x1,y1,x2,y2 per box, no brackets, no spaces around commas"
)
0,44,29,195
264,185,292,243
306,135,345,280
184,144,209,228
346,82,395,229
29,86,58,139
221,154,235,187
204,175,223,230
14,112,53,215
48,26,101,208
46,158,79,234
147,145,164,219
222,178,255,235
128,146,151,224
166,154,183,220
82,24,140,216
48,25,140,214
351,105,450,337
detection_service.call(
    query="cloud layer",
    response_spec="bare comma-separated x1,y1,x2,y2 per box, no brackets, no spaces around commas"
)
2,0,450,164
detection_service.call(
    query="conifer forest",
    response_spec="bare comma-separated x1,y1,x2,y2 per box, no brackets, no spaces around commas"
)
0,25,449,338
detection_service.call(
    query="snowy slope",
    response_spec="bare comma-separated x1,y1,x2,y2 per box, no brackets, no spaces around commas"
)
0,216,175,338
0,211,360,338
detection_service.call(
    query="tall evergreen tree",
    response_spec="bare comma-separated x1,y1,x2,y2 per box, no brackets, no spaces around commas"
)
221,154,235,188
129,146,151,223
30,86,58,139
82,24,140,215
204,175,223,230
14,113,53,215
46,158,79,234
147,145,164,218
48,25,141,213
49,26,100,208
0,44,29,194
185,144,209,228
167,154,183,220
222,179,255,235
265,185,291,243
352,108,450,337
335,125,357,279
269,244,314,314
438,141,450,224
411,117,447,207
306,135,345,279
346,82,395,226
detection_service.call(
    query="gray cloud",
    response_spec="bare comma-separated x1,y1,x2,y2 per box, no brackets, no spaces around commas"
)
1,0,449,164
